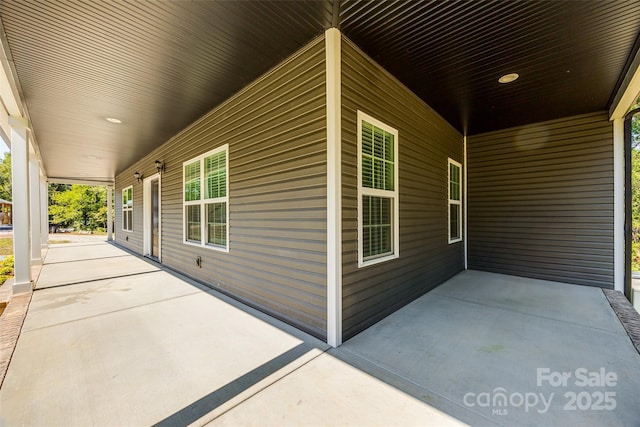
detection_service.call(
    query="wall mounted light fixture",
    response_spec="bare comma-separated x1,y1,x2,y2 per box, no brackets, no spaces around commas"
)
134,171,143,183
155,160,164,174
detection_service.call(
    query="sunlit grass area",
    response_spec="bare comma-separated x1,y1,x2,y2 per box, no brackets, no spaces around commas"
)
0,237,12,256
48,240,72,244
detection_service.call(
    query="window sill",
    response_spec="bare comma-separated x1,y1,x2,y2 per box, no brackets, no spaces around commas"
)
183,240,229,253
358,252,398,268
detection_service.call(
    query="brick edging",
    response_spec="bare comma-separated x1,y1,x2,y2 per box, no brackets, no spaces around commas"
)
0,283,32,388
603,289,640,355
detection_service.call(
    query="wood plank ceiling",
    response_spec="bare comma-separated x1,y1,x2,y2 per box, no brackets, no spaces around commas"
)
1,0,639,182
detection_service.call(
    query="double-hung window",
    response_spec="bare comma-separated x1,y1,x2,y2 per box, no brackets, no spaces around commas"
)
357,111,399,267
122,186,133,232
183,144,229,251
448,158,462,243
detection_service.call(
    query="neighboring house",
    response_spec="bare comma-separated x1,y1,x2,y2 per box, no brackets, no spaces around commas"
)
114,30,615,345
0,199,11,225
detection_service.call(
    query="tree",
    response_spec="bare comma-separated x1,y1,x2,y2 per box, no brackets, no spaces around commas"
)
630,98,640,270
49,184,107,232
0,153,11,201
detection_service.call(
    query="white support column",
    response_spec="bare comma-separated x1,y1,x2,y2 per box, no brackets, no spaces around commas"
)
29,156,42,265
326,27,342,347
40,178,48,249
9,116,32,293
463,135,468,270
613,118,625,292
107,185,113,241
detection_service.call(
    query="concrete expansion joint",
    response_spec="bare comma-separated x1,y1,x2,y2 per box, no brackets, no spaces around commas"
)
200,345,330,426
33,269,163,291
24,290,202,334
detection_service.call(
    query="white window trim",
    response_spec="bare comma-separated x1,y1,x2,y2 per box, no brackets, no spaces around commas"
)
357,111,400,268
448,158,463,244
122,185,133,233
182,144,230,253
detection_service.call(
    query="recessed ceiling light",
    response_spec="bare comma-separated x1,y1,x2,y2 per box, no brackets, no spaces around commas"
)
106,117,122,124
498,73,519,84
87,155,98,160
78,173,88,177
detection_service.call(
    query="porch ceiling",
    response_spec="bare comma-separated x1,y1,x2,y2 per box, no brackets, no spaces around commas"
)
1,1,639,182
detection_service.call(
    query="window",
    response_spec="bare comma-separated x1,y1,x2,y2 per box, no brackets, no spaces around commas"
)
183,144,229,251
448,158,462,243
122,186,133,232
358,111,399,267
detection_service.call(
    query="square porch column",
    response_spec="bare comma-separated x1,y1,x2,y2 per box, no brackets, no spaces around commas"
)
29,157,42,265
40,178,48,249
107,185,113,241
9,116,32,293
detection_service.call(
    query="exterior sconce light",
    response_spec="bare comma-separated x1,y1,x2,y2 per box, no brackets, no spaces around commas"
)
134,171,143,183
155,160,164,174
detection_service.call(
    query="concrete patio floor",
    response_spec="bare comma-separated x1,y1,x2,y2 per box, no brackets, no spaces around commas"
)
1,241,638,426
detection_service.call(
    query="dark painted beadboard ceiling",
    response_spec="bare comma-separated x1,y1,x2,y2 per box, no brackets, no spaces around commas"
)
0,0,639,182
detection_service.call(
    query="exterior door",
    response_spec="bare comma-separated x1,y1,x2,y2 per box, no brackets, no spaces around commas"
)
142,173,161,260
151,178,160,259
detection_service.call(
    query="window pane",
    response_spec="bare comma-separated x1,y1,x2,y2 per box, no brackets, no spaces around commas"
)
449,163,461,201
385,161,394,191
450,204,460,240
373,129,384,159
127,210,133,231
362,122,373,156
205,151,226,199
362,156,373,188
186,205,201,242
450,181,459,201
362,121,395,191
385,133,394,162
184,161,201,202
363,195,392,258
206,202,227,247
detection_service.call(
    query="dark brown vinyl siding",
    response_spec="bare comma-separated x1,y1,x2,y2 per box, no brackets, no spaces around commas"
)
341,38,464,339
467,112,614,288
115,37,327,338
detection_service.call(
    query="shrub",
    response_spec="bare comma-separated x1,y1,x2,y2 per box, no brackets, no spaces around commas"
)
0,255,14,286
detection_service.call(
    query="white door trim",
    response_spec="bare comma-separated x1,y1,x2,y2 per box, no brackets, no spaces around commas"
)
143,173,161,261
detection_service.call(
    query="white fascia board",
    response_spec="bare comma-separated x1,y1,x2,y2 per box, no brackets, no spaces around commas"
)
0,63,20,117
48,177,114,186
611,53,640,120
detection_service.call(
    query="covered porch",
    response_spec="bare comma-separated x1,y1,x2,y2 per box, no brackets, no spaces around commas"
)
1,241,638,426
0,1,638,346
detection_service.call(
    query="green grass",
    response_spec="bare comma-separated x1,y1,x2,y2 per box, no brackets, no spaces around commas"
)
0,237,12,256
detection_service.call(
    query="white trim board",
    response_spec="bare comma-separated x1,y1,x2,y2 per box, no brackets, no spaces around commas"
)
143,173,162,261
357,110,400,268
325,27,342,348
